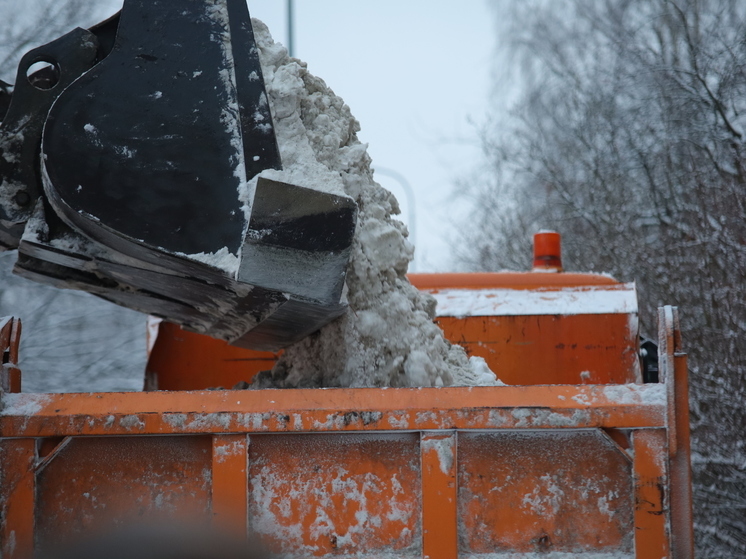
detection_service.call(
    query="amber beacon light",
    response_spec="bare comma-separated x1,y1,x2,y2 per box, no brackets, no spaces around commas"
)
533,230,563,271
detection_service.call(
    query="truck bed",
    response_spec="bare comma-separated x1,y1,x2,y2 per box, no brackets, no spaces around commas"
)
0,308,692,558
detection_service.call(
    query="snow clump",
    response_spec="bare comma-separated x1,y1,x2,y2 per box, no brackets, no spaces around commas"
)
249,20,499,389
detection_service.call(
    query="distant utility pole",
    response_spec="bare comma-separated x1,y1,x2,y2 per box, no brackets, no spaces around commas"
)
287,0,295,57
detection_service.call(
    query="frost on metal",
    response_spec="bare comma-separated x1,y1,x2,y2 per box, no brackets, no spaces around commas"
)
458,430,634,557
248,433,421,556
602,383,666,406
429,283,638,318
422,435,454,475
0,392,51,416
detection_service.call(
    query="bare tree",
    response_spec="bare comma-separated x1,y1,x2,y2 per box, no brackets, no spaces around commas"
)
0,0,119,81
459,0,746,555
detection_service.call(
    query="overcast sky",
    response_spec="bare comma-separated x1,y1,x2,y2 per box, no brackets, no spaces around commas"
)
4,0,498,271
248,0,496,271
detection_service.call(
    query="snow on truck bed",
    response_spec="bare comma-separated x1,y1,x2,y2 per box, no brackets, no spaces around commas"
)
246,19,500,389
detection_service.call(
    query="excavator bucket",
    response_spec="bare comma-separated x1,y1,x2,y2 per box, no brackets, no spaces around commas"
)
0,0,357,351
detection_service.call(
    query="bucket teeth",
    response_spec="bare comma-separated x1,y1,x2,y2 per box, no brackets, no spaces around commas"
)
0,0,357,351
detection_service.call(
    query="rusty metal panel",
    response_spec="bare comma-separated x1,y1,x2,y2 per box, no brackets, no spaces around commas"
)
458,430,634,555
34,435,212,552
248,433,421,556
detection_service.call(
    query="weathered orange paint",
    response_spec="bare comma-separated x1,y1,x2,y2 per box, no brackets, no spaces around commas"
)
632,429,670,558
421,432,458,559
146,272,628,392
671,352,694,559
0,289,693,558
0,438,35,559
211,434,249,537
408,271,619,290
666,307,694,558
411,272,641,386
434,313,639,385
459,430,634,554
33,436,213,552
0,383,667,438
248,433,421,556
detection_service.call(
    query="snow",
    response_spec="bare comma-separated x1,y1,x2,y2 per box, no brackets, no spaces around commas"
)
119,414,145,431
422,436,454,475
174,246,239,272
429,284,638,317
521,474,565,516
0,128,23,164
602,383,666,406
248,19,498,388
0,392,51,415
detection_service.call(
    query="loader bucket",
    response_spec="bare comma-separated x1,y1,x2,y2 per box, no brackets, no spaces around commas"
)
0,0,357,351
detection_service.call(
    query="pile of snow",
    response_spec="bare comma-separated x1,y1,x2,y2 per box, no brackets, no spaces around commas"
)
248,20,499,389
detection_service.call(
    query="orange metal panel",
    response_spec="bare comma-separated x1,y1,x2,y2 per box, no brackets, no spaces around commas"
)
408,272,619,290
657,306,693,557
632,428,670,558
458,430,634,555
145,273,626,392
146,322,279,391
671,355,694,558
0,384,667,438
435,314,639,385
420,432,458,559
0,438,35,559
211,434,249,537
247,433,421,556
0,365,21,394
34,436,213,552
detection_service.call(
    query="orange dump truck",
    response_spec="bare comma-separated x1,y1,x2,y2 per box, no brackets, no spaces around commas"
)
0,235,693,558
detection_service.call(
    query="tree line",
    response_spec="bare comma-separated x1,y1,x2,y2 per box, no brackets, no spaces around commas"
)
459,0,746,555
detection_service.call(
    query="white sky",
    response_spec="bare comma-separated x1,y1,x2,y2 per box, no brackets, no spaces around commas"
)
248,0,496,271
